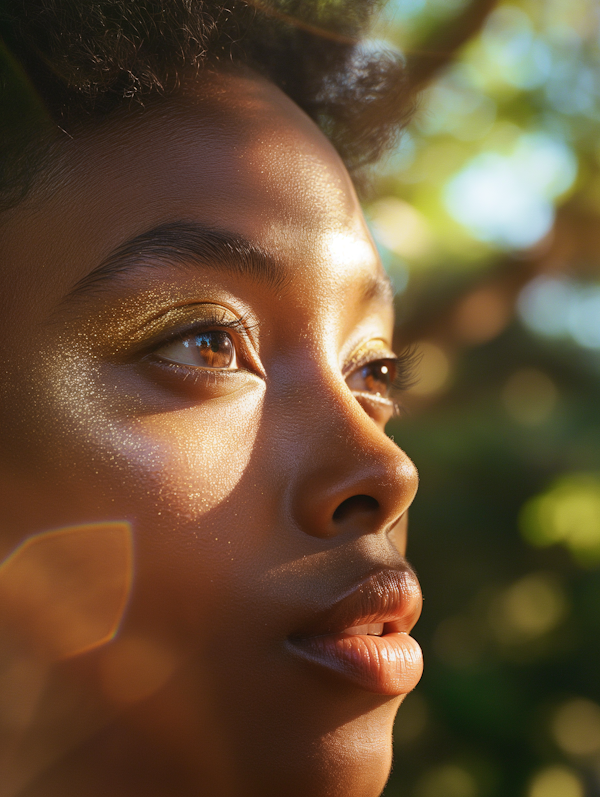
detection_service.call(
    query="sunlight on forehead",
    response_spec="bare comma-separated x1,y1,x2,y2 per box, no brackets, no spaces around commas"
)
322,230,393,308
324,231,377,270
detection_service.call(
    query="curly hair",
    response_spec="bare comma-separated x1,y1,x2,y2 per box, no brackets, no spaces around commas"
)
0,0,415,209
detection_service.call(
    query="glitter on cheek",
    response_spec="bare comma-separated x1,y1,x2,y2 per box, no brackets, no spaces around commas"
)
32,331,266,530
129,395,266,521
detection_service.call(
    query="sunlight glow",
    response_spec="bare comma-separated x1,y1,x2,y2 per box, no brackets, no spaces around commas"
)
444,134,577,249
488,573,567,644
552,698,600,757
518,276,600,349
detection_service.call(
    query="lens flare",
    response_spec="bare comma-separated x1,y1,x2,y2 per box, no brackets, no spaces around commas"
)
0,522,133,662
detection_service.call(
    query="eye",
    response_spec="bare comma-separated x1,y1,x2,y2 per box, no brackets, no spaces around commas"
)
346,359,397,397
155,330,238,370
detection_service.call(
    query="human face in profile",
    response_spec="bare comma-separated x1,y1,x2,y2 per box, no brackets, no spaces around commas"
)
0,70,421,797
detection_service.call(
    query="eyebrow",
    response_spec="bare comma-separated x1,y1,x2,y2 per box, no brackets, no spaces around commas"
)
361,271,394,306
61,221,292,304
60,220,394,312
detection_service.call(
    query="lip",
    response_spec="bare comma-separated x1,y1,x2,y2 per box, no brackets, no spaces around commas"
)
287,568,423,696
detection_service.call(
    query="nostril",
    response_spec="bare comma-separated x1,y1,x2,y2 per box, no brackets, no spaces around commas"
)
332,494,379,523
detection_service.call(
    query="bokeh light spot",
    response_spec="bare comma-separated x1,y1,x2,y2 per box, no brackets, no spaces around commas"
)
482,6,551,90
552,698,600,757
528,766,583,797
0,522,133,662
369,196,435,260
415,763,478,797
99,635,180,705
488,572,567,644
444,134,577,249
518,276,600,349
408,341,451,396
519,474,600,565
501,368,558,426
453,285,511,344
567,287,600,349
518,276,573,338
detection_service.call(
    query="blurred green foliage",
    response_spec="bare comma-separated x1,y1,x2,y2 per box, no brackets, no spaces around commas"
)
369,1,600,796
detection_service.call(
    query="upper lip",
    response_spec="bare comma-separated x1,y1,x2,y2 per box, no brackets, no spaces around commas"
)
289,567,422,640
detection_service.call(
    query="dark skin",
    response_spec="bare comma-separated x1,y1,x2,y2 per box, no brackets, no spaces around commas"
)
0,69,421,797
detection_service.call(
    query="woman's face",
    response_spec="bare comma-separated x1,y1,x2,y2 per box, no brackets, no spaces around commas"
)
0,70,421,797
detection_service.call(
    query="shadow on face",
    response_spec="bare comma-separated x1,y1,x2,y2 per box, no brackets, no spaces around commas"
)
0,69,421,797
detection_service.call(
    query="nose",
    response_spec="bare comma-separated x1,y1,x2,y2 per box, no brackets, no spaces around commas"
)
289,386,418,540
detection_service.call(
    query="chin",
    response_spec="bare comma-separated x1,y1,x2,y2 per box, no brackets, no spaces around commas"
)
260,737,393,797
232,698,399,797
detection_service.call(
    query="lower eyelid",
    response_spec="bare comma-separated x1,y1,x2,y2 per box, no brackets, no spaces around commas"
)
149,354,239,373
143,357,249,393
351,390,398,420
351,390,395,406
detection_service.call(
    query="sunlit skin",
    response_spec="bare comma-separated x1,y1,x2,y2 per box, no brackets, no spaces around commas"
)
0,69,421,797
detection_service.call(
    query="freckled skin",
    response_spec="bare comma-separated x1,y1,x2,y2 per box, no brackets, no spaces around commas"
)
0,70,419,797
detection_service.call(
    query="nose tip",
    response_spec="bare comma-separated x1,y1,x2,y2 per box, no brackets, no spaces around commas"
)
291,426,419,540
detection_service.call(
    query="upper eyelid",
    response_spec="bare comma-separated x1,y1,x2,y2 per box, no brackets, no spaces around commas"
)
120,298,259,347
156,315,251,348
343,348,397,377
142,305,260,354
145,311,264,377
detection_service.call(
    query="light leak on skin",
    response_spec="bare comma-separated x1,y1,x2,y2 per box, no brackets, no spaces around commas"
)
0,521,134,661
0,523,138,797
0,70,422,797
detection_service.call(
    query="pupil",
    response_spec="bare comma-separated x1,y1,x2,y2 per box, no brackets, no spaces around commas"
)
194,331,233,368
362,363,391,396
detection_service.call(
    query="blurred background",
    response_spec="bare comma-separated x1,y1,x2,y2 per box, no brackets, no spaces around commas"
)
367,1,600,796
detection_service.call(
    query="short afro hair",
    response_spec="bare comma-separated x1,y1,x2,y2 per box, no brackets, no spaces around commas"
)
0,0,415,209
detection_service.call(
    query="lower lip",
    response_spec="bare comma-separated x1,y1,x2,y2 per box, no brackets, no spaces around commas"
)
288,632,423,695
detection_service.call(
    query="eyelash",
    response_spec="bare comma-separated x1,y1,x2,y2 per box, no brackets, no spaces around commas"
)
391,345,420,395
148,311,255,363
350,346,419,418
146,314,418,417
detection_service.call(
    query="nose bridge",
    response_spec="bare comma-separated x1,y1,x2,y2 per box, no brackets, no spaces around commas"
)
287,369,418,540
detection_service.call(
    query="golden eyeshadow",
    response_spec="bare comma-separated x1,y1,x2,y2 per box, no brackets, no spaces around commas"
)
343,339,395,376
55,282,259,361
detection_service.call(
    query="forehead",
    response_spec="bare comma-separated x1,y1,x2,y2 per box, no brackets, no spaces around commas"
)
0,69,388,322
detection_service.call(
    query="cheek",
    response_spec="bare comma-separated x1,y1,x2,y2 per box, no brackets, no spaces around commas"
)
0,339,266,555
0,346,271,675
120,396,265,521
2,377,268,645
103,404,265,641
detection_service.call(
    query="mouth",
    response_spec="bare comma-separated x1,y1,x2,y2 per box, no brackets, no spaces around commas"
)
343,623,385,636
286,568,423,696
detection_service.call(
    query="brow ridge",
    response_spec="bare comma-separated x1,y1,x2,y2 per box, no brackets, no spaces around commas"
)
61,220,292,304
